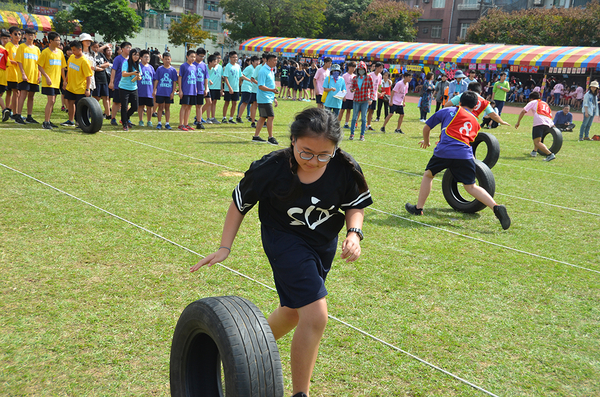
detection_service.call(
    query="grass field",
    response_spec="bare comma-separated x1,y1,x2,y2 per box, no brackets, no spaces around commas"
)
1,97,599,396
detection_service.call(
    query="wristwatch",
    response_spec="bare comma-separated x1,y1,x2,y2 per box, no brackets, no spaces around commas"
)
346,228,364,241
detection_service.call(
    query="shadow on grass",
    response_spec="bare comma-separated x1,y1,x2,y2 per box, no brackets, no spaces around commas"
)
367,207,483,229
498,155,534,161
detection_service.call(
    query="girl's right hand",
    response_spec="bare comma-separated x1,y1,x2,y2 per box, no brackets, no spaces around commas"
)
190,248,230,272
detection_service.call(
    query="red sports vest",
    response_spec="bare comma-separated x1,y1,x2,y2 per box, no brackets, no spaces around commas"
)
0,47,8,71
445,106,479,145
471,94,490,118
536,99,552,118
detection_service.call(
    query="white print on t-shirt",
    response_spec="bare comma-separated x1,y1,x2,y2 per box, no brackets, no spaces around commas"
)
459,121,473,137
287,196,335,230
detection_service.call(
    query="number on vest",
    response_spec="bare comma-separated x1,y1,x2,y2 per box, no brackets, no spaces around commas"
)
459,121,473,137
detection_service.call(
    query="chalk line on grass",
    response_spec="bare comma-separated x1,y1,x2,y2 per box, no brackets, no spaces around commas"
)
0,161,499,397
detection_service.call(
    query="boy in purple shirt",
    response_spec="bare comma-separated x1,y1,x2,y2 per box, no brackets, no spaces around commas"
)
137,50,155,127
109,41,131,126
178,50,197,131
153,52,178,130
193,47,209,130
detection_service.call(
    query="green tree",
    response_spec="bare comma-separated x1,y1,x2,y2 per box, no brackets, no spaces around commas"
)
350,0,422,41
0,0,27,13
466,2,600,46
220,0,327,43
135,0,170,14
52,10,79,38
72,0,141,43
167,13,212,49
320,0,371,40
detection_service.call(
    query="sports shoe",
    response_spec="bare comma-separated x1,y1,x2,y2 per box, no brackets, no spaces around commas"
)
196,123,205,130
493,205,511,230
139,120,145,126
530,150,538,157
185,125,193,131
291,393,308,397
14,115,26,125
228,119,236,124
165,123,172,130
42,121,53,130
584,137,591,141
359,135,365,141
268,137,278,145
236,116,243,123
349,134,354,140
252,135,266,142
246,116,252,121
380,127,386,133
251,122,256,128
544,153,556,162
211,117,221,124
375,118,379,122
147,121,153,127
61,106,66,112
394,129,404,134
367,125,374,131
156,122,162,130
127,120,134,128
405,203,423,215
264,122,267,127
204,118,212,124
343,123,349,129
123,125,129,132
104,114,111,120
152,112,158,117
178,125,187,131
222,117,227,123
111,118,118,126
2,108,11,122
50,122,59,128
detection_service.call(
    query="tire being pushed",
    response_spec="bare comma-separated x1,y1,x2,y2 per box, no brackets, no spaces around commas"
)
471,131,500,169
170,296,284,397
75,97,103,134
541,126,563,155
441,159,496,213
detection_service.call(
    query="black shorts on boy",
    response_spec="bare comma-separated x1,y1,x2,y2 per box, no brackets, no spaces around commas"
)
425,155,477,185
390,105,405,115
258,103,275,118
209,89,221,101
180,95,197,106
17,82,39,92
224,91,239,102
532,125,553,140
156,95,174,104
41,87,60,96
195,94,204,106
315,94,323,104
139,97,154,107
64,89,85,104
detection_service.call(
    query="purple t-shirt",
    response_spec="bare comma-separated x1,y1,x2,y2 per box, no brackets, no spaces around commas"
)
425,107,474,160
193,61,209,94
179,62,198,96
112,55,127,88
153,65,179,98
137,63,155,98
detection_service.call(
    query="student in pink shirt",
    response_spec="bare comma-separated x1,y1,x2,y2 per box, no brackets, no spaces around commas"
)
313,57,332,108
381,72,411,134
551,81,564,106
515,91,557,161
575,84,584,109
366,62,383,130
339,61,356,128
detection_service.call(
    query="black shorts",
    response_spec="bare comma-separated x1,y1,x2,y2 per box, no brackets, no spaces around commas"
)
64,90,85,104
195,94,204,106
532,125,553,140
390,105,405,115
261,225,336,309
258,103,275,118
309,80,314,90
139,96,154,107
280,78,288,87
209,89,221,100
426,155,476,185
155,95,174,104
7,81,18,90
180,95,196,106
0,85,6,95
17,82,39,92
316,94,323,104
41,87,60,96
241,91,255,104
205,90,211,100
112,88,121,104
303,80,310,90
368,100,376,110
92,83,109,97
342,99,353,110
224,91,239,102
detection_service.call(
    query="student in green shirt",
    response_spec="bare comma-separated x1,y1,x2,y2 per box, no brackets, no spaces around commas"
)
492,72,510,115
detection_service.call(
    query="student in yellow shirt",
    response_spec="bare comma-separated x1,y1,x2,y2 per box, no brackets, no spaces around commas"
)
0,29,10,119
37,32,67,130
15,28,41,125
4,26,21,122
61,40,93,127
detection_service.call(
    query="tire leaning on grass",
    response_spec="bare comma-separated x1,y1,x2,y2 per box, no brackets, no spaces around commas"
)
471,131,500,169
170,296,284,397
75,97,103,134
541,126,563,155
441,159,496,213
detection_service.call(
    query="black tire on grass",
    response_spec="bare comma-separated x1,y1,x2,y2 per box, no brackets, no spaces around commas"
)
170,296,284,397
471,131,500,169
441,159,496,213
75,97,103,134
541,127,563,155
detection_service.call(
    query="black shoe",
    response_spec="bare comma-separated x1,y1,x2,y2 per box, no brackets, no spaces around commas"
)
236,116,243,123
268,137,278,145
494,205,511,230
291,393,308,397
394,129,404,134
25,115,39,124
14,115,26,125
367,126,374,131
405,202,423,215
196,123,205,130
228,119,236,124
251,122,256,128
252,135,266,142
42,121,53,130
152,112,158,117
60,120,75,127
2,108,10,122
50,122,59,128
380,127,385,133
127,120,134,128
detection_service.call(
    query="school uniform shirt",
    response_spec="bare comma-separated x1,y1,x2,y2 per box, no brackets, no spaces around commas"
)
223,62,241,93
208,63,222,90
193,61,209,94
241,64,255,93
119,62,141,91
15,43,40,84
294,69,305,86
257,65,275,104
138,63,155,98
93,51,109,86
252,63,264,94
425,106,479,160
153,65,178,97
323,75,346,109
66,54,93,95
232,149,373,246
112,54,127,88
0,45,10,86
82,51,96,90
391,80,408,106
523,99,554,127
342,72,355,100
5,42,19,83
280,65,289,80
314,67,329,95
37,47,67,89
368,72,382,101
179,62,198,96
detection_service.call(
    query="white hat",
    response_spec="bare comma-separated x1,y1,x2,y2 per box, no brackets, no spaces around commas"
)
79,33,93,42
590,81,599,88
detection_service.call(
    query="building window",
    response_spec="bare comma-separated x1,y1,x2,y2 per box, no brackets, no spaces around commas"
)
205,1,219,11
422,27,429,34
553,0,566,6
432,0,445,8
203,18,220,31
431,25,442,38
459,23,470,39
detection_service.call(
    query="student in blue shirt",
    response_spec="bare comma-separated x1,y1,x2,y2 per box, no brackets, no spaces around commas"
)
237,55,259,124
253,54,279,144
322,64,346,115
118,47,141,131
222,51,241,123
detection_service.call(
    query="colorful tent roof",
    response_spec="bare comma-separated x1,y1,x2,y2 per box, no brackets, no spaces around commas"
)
239,36,600,69
0,11,82,34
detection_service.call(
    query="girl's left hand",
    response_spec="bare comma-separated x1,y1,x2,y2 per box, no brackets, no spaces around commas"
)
341,235,361,262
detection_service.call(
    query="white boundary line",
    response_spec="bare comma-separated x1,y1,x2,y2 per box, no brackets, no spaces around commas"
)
0,161,499,397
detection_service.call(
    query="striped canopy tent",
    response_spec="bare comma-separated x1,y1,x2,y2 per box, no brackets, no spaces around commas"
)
0,11,82,34
239,36,600,69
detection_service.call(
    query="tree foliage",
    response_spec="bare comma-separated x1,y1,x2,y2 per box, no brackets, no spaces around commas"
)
350,0,422,42
0,1,27,13
220,0,327,43
167,13,212,48
72,0,141,43
52,10,79,37
135,0,170,15
465,2,600,46
319,0,371,40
